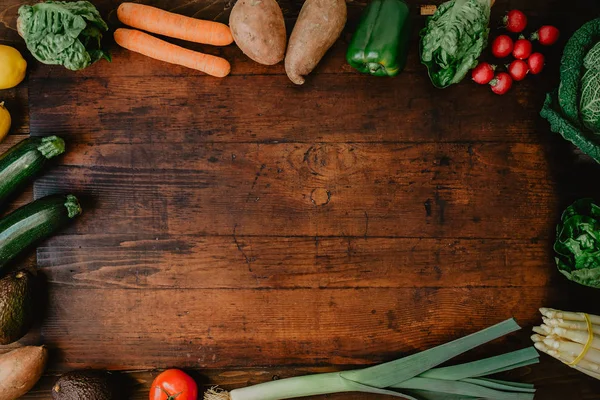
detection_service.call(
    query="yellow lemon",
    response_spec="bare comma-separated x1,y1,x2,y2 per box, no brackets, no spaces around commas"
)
0,102,11,142
0,45,26,90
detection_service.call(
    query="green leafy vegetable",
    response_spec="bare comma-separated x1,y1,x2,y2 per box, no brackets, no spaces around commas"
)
555,198,600,289
541,18,600,160
18,1,110,71
420,0,491,89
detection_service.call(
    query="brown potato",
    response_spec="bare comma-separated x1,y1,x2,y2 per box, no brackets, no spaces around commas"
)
0,346,48,400
285,0,347,85
229,0,287,65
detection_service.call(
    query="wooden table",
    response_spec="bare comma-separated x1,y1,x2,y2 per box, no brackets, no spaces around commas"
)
2,0,600,398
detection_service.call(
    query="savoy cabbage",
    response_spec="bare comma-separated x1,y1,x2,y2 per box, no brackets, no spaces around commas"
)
541,18,600,161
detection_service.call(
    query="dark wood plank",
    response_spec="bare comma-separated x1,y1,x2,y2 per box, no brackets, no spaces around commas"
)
31,142,557,238
29,74,543,144
38,235,555,289
36,286,590,370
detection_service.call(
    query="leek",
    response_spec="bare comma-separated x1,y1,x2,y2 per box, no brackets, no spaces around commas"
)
205,319,537,400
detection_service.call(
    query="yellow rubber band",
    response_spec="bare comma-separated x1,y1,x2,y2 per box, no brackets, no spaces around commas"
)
567,313,594,366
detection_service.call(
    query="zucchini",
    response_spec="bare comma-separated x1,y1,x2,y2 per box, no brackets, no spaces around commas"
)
0,136,65,208
0,194,81,274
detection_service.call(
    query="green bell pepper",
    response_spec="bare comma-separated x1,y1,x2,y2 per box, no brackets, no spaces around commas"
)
346,0,411,77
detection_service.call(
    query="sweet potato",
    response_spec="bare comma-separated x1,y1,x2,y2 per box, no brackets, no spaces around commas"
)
229,0,286,65
0,346,48,400
285,0,347,84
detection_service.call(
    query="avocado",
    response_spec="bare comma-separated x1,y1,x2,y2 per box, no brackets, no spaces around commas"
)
52,370,118,400
0,269,34,345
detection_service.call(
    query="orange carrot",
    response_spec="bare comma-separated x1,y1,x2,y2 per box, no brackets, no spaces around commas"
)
114,28,231,78
117,3,233,46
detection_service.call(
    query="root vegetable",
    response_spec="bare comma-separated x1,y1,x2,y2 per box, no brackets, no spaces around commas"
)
114,28,231,78
117,3,233,46
0,346,48,400
229,0,286,65
285,0,347,85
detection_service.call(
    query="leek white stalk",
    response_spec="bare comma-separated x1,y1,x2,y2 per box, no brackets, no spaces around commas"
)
205,319,537,400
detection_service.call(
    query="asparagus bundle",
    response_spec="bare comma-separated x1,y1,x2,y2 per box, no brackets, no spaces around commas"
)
206,319,538,400
532,308,600,380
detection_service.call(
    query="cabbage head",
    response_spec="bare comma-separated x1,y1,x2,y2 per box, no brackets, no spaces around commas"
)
541,18,600,161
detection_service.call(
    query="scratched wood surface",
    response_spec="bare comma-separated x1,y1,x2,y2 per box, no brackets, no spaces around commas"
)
2,0,600,399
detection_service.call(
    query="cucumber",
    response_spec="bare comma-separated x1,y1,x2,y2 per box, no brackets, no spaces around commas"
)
0,136,65,208
0,194,81,274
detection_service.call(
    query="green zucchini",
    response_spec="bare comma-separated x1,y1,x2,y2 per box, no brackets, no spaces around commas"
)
0,194,81,274
0,136,65,208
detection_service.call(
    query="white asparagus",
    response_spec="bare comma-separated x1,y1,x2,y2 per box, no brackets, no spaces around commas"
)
535,341,600,377
540,308,600,325
551,326,600,350
547,349,600,372
543,317,600,335
543,336,600,364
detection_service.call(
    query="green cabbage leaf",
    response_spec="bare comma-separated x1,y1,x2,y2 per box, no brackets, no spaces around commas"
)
18,1,110,71
555,198,600,289
541,18,600,161
420,0,491,88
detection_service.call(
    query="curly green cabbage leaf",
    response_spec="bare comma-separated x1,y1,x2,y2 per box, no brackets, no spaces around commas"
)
420,0,491,89
555,198,600,289
541,18,600,161
18,1,110,71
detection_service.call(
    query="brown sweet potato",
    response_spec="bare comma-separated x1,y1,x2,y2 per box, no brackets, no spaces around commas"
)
229,0,287,65
0,346,48,400
285,0,347,85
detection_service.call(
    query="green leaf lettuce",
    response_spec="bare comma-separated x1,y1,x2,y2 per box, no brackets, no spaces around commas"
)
420,0,491,89
555,198,600,289
18,1,110,71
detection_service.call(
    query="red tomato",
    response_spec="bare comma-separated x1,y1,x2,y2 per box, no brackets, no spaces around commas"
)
512,38,532,60
531,25,560,46
503,10,527,33
492,35,514,58
508,59,529,81
150,369,198,400
528,53,545,74
471,62,495,84
489,72,513,95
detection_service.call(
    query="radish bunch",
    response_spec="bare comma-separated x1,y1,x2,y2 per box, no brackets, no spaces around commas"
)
472,9,560,95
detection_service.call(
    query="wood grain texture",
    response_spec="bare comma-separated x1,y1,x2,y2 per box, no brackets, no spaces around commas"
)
37,235,555,289
34,286,579,369
29,74,543,143
29,142,558,238
1,0,599,398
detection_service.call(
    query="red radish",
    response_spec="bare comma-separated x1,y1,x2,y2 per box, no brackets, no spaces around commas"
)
508,59,528,81
489,72,513,95
512,37,532,59
531,25,560,45
503,10,527,33
528,52,545,74
492,35,514,58
472,62,496,84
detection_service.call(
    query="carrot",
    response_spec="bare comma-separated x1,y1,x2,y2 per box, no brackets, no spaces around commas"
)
114,28,231,78
117,3,233,46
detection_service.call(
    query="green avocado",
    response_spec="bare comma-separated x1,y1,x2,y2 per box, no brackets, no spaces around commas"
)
0,269,34,345
52,371,118,400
